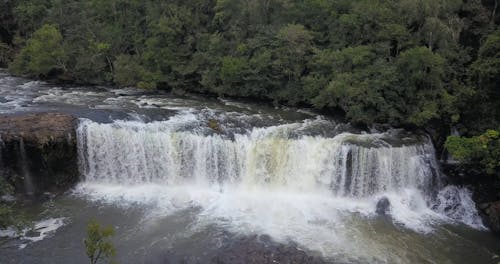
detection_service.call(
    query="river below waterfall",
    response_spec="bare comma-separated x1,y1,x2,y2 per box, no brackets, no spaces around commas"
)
1,70,500,263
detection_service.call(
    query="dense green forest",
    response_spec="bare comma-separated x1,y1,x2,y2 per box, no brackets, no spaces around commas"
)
0,0,498,174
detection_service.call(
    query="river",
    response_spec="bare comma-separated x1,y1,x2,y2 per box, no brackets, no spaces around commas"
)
0,70,499,263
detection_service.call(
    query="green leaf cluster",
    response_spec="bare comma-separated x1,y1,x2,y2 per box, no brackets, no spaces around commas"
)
84,219,116,264
446,129,500,175
9,24,65,77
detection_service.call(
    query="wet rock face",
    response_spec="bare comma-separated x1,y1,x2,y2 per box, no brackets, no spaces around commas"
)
442,162,500,233
209,235,327,264
441,162,500,204
481,202,500,233
0,112,79,195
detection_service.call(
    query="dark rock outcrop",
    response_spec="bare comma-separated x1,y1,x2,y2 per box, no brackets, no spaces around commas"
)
210,235,327,264
442,162,500,234
480,202,500,233
0,112,79,195
376,197,391,215
441,162,500,203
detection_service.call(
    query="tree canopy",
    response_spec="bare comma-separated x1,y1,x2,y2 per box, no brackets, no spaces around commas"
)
0,0,499,133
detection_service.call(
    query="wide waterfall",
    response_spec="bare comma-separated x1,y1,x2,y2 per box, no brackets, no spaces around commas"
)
77,117,439,198
75,112,485,261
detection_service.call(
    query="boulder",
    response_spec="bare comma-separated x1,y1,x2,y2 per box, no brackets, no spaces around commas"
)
482,201,500,233
0,112,79,195
376,197,391,215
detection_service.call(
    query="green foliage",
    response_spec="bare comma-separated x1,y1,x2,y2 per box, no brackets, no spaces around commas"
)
0,176,27,230
10,24,65,77
395,47,445,126
0,203,27,230
0,42,14,67
13,0,51,36
113,55,144,87
84,219,116,264
220,56,247,85
113,54,159,89
0,203,13,226
3,0,499,131
309,45,394,124
446,129,500,175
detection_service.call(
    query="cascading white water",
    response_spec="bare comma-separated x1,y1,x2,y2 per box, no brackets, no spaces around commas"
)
18,138,35,196
75,113,485,261
77,117,439,198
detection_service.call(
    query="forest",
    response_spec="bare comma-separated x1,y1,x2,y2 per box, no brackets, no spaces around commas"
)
0,0,499,175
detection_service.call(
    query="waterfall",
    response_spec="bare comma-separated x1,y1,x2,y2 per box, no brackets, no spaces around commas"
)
75,114,484,243
76,118,440,198
74,114,486,260
18,138,35,196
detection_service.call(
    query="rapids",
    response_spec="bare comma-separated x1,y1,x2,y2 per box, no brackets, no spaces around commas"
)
0,71,499,263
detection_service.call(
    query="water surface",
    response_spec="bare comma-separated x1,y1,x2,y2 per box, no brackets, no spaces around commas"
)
1,72,499,263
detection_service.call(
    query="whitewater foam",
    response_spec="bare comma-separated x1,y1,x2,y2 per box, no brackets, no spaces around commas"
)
0,218,67,249
74,115,485,260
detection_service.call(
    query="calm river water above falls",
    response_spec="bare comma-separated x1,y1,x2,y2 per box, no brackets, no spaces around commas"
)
1,70,500,263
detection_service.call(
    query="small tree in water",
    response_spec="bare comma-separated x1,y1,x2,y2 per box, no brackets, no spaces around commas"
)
84,219,116,264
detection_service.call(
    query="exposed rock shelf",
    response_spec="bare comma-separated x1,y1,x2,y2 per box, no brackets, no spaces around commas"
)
0,112,79,195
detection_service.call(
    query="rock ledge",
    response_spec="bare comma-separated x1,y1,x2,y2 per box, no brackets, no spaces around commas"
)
0,112,79,195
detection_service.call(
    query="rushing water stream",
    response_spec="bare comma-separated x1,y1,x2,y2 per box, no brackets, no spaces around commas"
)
1,70,500,263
